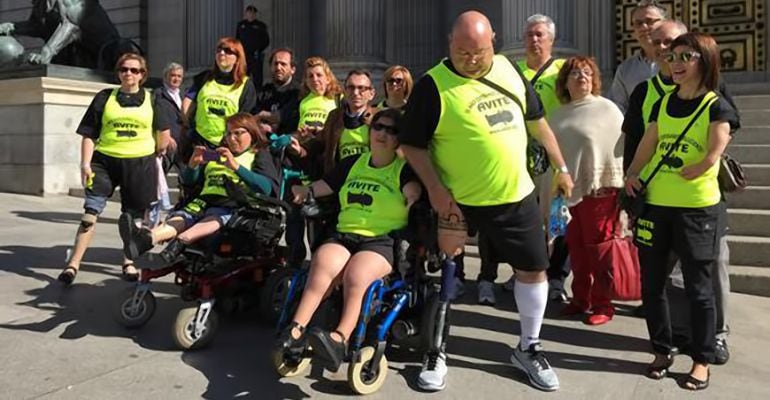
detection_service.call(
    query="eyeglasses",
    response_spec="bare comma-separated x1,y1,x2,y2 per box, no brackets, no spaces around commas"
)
227,128,250,136
345,85,372,93
386,78,404,85
372,122,398,135
569,68,594,78
217,47,238,56
651,38,674,47
119,67,144,75
664,51,701,63
632,17,662,28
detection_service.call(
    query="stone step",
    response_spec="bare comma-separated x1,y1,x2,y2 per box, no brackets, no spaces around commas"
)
742,164,770,186
731,126,769,145
728,209,770,237
729,266,770,297
726,186,770,209
727,235,770,267
727,144,770,164
733,95,770,111
740,109,770,127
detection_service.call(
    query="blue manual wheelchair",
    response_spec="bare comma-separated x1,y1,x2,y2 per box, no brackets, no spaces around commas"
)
270,203,457,394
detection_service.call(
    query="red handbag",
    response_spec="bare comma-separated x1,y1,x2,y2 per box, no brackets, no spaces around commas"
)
591,211,642,301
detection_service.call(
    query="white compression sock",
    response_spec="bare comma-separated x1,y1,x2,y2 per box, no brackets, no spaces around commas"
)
514,280,548,350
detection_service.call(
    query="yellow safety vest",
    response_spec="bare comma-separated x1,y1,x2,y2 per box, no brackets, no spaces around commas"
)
198,150,256,198
427,55,534,206
298,92,337,130
337,153,409,237
516,58,565,117
642,74,677,129
194,78,248,146
96,89,155,158
338,124,370,160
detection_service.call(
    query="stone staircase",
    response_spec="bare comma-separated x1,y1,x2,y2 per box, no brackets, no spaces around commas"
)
725,94,770,297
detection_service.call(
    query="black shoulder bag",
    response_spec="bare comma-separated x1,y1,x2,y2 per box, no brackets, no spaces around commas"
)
619,96,717,217
477,61,552,177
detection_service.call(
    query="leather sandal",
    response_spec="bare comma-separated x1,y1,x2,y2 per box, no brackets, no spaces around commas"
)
683,370,710,391
57,266,78,285
646,353,674,380
121,263,139,282
308,327,347,372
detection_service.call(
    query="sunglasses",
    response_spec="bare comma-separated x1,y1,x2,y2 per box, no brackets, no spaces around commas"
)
345,85,372,93
217,47,238,56
569,68,593,78
119,67,144,75
664,51,701,63
372,122,398,135
386,78,404,85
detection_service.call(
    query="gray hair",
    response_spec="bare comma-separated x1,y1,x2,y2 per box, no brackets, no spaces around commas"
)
526,14,556,39
163,62,184,78
632,0,668,19
658,19,688,34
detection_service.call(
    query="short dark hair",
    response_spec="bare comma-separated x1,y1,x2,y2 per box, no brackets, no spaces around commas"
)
670,32,720,91
345,69,372,84
269,47,295,67
370,108,403,135
245,5,257,13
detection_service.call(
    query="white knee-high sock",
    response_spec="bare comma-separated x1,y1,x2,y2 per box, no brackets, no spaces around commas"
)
515,280,548,350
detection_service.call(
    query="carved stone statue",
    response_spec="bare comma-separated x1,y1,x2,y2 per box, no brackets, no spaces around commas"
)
0,0,141,69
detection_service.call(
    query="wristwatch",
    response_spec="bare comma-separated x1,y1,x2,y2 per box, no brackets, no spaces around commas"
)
557,165,569,175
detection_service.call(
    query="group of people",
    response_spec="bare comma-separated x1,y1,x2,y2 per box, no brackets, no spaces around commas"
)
56,0,739,394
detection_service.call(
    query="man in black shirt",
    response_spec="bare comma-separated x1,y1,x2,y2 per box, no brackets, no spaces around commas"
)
236,5,270,88
254,48,300,135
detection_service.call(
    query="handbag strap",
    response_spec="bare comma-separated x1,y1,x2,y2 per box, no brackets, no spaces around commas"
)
640,94,718,189
477,74,526,115
530,57,556,86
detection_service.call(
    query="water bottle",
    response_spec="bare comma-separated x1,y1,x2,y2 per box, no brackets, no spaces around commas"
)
548,195,570,238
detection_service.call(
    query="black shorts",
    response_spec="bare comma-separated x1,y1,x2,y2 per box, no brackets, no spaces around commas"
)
86,151,158,213
323,231,395,266
635,203,724,263
460,191,549,271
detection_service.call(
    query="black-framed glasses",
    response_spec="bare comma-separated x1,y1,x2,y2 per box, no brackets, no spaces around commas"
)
386,78,404,85
664,51,701,63
217,46,237,56
119,67,144,75
372,122,398,135
345,85,372,93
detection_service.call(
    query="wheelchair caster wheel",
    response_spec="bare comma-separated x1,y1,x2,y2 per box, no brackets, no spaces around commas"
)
114,286,156,328
348,346,388,395
271,348,311,377
172,304,219,350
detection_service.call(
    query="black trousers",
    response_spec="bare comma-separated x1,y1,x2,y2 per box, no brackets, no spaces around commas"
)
477,234,569,283
636,203,723,364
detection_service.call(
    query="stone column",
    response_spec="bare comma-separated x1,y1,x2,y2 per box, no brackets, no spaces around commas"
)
498,0,579,60
386,0,445,76
324,0,388,80
271,0,312,68
184,0,242,71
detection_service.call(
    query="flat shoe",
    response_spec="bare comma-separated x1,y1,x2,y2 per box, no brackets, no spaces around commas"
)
122,263,139,282
307,328,346,372
57,266,78,285
683,371,710,391
646,354,674,380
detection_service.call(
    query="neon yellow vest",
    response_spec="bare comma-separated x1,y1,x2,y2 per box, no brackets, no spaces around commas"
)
644,92,721,208
642,74,677,129
194,78,248,146
428,55,534,206
338,124,370,160
199,150,256,198
95,89,155,158
516,58,565,117
298,92,337,130
337,153,408,237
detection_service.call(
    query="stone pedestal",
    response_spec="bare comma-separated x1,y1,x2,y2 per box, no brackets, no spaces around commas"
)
0,65,114,196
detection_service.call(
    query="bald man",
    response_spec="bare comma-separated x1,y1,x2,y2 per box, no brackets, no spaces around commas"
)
399,11,573,392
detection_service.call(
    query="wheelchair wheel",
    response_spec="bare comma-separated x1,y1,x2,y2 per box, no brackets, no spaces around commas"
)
114,287,156,328
260,267,298,323
271,348,311,378
172,305,219,350
347,346,388,395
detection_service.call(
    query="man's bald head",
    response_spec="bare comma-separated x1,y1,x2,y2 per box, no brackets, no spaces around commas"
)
651,19,688,63
449,11,496,79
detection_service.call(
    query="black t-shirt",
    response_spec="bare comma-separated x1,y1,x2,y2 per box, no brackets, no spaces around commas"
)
77,88,170,139
323,154,418,194
186,69,258,113
648,89,740,129
398,58,545,148
254,79,301,133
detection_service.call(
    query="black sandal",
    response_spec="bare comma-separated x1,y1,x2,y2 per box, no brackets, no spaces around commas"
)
276,321,306,352
645,354,674,380
683,371,710,391
121,263,139,282
57,266,78,285
308,328,347,372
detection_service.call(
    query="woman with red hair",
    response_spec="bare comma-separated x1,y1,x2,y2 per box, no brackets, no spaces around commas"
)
182,37,258,159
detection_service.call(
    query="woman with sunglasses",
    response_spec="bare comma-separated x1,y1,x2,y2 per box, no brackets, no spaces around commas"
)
544,56,625,325
625,32,738,391
378,65,413,111
183,37,257,159
57,53,172,284
274,109,422,372
119,113,278,262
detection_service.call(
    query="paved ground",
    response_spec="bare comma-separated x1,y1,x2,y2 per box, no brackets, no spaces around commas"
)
0,192,768,400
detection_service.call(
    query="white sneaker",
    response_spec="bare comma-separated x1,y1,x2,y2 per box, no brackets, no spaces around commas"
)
510,342,560,392
502,276,516,292
477,280,496,305
417,351,447,391
452,277,466,300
